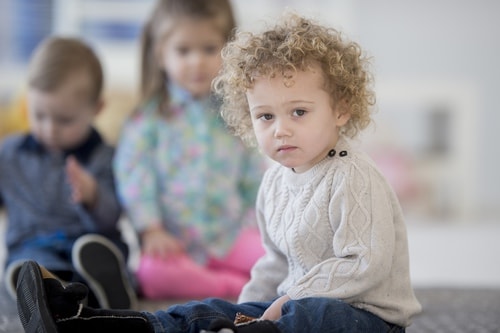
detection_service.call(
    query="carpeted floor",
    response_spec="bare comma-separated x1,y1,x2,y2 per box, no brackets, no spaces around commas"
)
408,288,500,332
1,282,499,333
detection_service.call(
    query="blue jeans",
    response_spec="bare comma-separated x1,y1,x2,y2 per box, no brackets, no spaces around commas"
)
144,297,405,333
6,233,129,272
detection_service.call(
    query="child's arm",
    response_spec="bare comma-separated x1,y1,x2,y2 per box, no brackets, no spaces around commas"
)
65,153,121,233
140,224,184,259
260,294,290,321
113,110,173,245
66,156,97,207
238,233,288,304
238,178,288,303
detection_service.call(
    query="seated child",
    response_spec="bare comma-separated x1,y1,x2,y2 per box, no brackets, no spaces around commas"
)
0,36,136,309
114,0,266,300
15,13,421,333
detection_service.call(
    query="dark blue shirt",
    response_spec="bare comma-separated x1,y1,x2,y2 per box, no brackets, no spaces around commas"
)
0,129,122,250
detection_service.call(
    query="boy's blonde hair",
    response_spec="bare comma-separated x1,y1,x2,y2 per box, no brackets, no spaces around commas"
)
140,0,236,113
214,13,376,146
28,36,103,104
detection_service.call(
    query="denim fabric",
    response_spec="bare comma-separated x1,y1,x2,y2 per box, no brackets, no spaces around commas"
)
6,234,128,273
143,297,404,333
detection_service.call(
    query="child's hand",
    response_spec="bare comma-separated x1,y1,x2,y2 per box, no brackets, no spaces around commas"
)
141,226,185,259
65,155,97,207
261,295,290,321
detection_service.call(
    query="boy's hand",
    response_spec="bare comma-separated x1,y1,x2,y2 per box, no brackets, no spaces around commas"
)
65,155,97,207
261,295,290,321
141,225,185,259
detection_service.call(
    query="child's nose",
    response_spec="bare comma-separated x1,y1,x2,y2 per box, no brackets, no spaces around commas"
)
190,52,204,67
273,119,292,138
42,120,57,137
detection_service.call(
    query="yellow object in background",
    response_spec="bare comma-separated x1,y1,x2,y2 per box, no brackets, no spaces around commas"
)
0,88,138,146
0,92,30,142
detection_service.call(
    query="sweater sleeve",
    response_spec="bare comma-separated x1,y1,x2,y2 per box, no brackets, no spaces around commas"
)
287,161,396,300
238,174,288,303
113,111,163,232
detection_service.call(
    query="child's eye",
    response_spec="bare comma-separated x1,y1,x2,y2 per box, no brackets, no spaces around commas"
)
56,117,76,126
258,113,273,121
34,112,46,121
204,45,219,55
176,47,190,56
293,109,307,117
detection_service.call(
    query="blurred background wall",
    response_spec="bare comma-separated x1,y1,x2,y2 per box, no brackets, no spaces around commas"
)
233,0,500,224
0,0,499,286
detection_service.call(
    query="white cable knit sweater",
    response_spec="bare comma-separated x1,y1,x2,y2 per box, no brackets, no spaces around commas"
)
238,137,422,327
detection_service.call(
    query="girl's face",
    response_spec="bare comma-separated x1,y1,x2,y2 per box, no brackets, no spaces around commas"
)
159,18,225,98
27,71,101,152
246,64,350,173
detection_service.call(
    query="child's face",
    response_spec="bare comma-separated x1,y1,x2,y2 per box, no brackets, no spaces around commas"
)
246,65,350,173
27,72,101,152
159,18,225,98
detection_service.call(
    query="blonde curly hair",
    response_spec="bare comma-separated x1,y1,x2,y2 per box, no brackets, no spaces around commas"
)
214,13,376,146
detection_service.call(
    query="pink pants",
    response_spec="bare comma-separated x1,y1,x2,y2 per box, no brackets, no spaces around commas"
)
136,227,265,299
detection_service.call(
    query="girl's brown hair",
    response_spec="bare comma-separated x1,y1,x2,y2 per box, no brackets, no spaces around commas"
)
139,0,236,114
214,13,376,146
28,36,103,104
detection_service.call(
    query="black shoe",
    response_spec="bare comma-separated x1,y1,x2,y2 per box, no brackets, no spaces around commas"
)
72,234,137,309
200,318,236,332
17,260,153,333
16,260,85,333
203,318,281,333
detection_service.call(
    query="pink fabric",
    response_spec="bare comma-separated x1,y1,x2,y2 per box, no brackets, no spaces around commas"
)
136,228,265,299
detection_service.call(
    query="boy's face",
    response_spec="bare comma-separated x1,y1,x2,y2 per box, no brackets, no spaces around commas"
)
159,18,225,99
27,72,101,152
246,64,350,173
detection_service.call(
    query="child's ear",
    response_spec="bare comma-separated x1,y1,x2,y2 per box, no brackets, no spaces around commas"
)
93,99,105,116
335,100,351,127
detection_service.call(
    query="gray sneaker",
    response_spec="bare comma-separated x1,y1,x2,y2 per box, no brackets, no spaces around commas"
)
72,234,137,309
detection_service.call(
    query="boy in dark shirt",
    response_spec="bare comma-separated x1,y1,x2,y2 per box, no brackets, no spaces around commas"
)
0,36,136,309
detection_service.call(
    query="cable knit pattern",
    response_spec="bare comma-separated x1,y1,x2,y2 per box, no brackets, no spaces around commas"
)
238,136,421,327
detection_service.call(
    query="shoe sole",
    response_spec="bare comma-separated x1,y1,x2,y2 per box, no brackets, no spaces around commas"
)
16,260,58,333
72,235,137,309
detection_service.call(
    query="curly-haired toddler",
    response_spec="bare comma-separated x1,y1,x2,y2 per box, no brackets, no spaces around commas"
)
16,12,421,333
